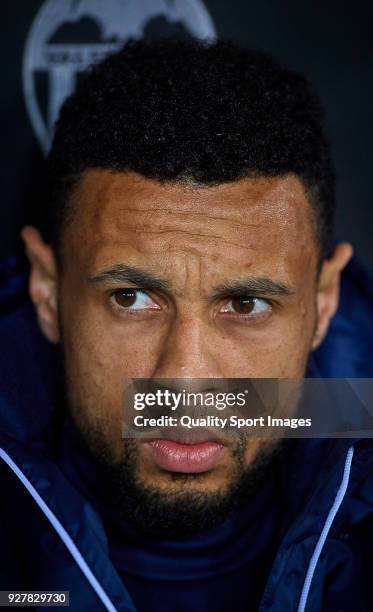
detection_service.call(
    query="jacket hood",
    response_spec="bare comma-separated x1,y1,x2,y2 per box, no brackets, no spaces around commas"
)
0,253,373,611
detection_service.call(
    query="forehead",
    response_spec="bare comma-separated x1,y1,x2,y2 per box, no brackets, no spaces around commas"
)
64,169,317,279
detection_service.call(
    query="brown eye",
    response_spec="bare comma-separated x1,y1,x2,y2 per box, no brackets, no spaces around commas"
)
111,289,160,311
113,289,137,308
231,296,255,314
220,296,271,318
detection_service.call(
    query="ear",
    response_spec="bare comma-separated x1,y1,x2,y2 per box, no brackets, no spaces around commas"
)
312,242,353,350
21,226,60,343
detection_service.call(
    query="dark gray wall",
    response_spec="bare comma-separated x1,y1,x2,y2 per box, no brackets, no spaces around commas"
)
2,1,373,266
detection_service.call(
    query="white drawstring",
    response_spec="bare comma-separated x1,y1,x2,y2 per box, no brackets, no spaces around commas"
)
297,445,354,612
0,447,121,612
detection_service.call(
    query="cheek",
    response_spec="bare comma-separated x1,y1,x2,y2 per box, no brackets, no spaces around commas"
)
59,294,165,425
215,307,316,377
61,273,159,370
59,295,117,435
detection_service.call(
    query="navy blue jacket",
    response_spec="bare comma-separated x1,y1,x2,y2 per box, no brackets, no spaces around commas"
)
0,255,373,611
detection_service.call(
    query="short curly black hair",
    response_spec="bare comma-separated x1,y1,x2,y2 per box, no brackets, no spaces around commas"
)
47,38,335,260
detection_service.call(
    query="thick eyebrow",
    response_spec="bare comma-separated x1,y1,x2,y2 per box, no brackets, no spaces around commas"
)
88,264,171,292
212,277,294,299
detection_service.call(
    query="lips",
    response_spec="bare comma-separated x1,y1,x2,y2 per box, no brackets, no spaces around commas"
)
142,438,226,473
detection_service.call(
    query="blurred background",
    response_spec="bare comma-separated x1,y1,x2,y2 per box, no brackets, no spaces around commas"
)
2,0,373,271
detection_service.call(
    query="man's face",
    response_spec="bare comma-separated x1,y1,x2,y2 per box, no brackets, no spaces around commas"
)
23,169,350,535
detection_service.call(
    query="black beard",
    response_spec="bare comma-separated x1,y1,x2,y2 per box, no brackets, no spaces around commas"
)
55,342,291,539
82,432,288,539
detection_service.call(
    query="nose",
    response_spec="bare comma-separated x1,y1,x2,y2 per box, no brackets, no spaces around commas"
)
152,315,224,380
